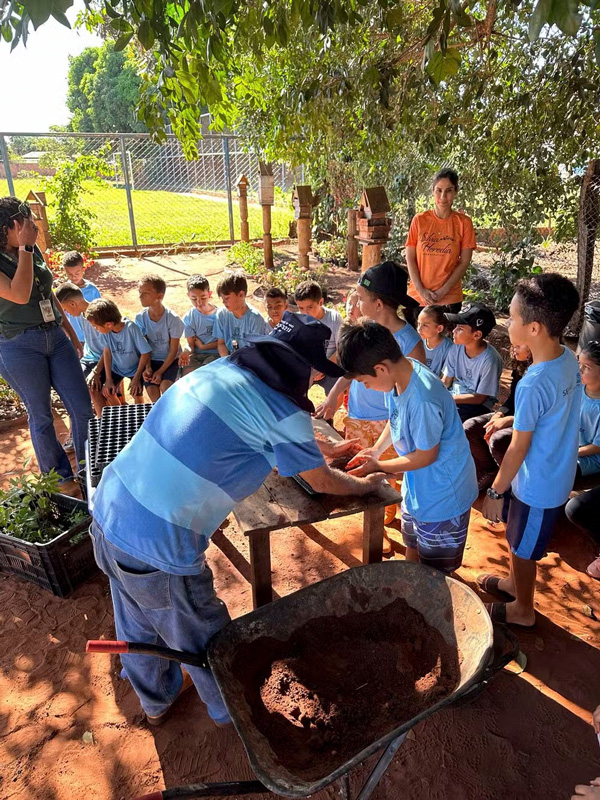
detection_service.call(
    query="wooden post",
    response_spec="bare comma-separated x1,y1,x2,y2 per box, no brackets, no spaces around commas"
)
355,187,392,274
258,161,275,269
347,209,359,271
236,174,250,242
292,185,314,270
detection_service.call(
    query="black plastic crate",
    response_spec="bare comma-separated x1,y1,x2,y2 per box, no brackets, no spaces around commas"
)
87,416,102,488
95,404,152,474
0,494,96,597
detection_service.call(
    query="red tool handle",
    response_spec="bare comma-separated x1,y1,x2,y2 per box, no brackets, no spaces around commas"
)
87,640,129,654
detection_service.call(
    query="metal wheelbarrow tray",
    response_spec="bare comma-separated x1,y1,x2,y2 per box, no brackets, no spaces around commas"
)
88,561,518,799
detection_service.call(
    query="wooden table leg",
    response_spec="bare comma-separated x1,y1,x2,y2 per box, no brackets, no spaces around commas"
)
248,529,273,608
362,505,385,564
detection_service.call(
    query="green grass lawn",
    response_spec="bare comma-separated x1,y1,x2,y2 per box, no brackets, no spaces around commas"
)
0,178,294,248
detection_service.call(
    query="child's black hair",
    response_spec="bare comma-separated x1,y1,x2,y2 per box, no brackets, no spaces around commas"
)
515,273,579,339
140,274,166,295
338,320,403,377
187,274,210,292
265,286,288,300
216,272,247,296
62,251,84,269
85,298,122,325
55,281,83,304
419,305,447,328
433,168,459,191
580,340,600,367
294,280,323,303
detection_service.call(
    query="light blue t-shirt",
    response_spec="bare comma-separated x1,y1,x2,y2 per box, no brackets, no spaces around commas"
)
578,390,600,476
213,305,270,352
425,336,453,378
135,307,185,361
92,359,325,573
106,319,152,378
385,359,477,522
348,323,422,421
66,281,101,342
81,315,108,363
513,347,582,507
183,307,219,355
443,343,503,404
320,307,344,358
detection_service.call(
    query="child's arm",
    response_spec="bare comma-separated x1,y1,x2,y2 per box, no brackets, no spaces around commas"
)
314,376,351,419
130,352,151,396
88,351,105,391
347,444,439,477
150,337,180,383
194,336,219,351
481,429,533,520
217,338,229,357
452,391,490,405
441,374,454,389
579,443,600,458
102,348,116,398
53,292,83,358
407,340,426,364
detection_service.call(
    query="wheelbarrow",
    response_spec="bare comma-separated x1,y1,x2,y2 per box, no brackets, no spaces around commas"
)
87,561,519,800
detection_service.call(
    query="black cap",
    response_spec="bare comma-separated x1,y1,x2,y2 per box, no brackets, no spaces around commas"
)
445,304,496,337
231,311,346,413
358,261,419,309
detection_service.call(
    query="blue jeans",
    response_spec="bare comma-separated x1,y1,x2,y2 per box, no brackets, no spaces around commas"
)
0,324,93,479
90,520,231,723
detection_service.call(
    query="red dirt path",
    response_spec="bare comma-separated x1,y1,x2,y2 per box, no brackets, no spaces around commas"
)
1,253,600,800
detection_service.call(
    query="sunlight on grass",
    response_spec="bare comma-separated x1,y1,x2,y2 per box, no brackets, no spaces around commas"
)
0,178,293,247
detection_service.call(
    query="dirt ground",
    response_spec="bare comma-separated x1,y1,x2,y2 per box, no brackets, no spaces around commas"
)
1,249,600,800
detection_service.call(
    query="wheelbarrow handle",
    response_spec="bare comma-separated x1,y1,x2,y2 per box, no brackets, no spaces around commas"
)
86,640,210,670
131,782,268,799
481,622,521,681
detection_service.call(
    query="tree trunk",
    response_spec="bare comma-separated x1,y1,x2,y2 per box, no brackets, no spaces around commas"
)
574,160,600,332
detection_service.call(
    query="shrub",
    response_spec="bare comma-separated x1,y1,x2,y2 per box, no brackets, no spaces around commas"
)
488,239,542,312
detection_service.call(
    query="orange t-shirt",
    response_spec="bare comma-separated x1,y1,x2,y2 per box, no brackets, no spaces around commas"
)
405,210,476,305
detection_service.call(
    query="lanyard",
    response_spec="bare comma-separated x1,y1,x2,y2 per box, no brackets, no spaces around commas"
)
0,248,50,301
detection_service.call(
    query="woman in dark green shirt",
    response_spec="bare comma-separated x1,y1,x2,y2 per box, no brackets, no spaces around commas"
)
0,197,93,481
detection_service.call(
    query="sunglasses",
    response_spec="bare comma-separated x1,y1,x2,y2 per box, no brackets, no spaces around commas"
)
10,201,32,220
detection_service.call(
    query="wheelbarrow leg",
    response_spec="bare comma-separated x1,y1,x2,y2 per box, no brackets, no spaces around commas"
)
355,732,407,800
339,773,351,799
362,505,385,564
248,529,273,608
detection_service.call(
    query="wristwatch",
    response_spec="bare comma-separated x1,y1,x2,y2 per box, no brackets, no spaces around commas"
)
486,487,505,500
19,244,34,253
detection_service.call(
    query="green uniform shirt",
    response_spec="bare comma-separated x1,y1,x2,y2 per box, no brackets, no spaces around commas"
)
0,247,62,339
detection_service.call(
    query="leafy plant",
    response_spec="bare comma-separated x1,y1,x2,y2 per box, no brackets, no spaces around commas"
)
313,237,346,264
228,241,264,276
43,149,111,252
0,469,89,544
488,240,542,313
0,377,25,421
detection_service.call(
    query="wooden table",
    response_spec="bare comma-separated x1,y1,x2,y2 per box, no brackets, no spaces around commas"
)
232,419,401,608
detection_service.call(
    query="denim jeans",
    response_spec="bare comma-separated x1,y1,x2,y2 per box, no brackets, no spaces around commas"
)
0,323,93,479
90,520,231,723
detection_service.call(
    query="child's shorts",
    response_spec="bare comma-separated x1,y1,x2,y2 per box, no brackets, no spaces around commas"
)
80,358,98,379
143,359,179,386
190,352,219,369
400,508,471,573
578,454,600,477
503,492,562,561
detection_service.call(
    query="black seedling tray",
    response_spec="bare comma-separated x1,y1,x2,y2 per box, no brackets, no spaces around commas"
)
87,416,102,488
95,404,152,475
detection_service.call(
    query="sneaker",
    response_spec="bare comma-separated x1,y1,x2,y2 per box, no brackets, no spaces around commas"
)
62,435,74,453
587,556,600,580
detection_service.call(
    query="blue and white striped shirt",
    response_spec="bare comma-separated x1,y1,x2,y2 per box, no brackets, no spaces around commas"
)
92,359,325,573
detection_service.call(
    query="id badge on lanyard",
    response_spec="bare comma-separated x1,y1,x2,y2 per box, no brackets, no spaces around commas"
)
39,298,55,322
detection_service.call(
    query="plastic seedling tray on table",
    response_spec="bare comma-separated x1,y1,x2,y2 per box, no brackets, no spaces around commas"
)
95,404,152,475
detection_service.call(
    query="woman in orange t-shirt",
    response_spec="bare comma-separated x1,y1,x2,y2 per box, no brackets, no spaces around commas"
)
405,169,476,313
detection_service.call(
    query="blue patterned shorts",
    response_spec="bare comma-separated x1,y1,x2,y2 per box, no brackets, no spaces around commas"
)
400,508,471,574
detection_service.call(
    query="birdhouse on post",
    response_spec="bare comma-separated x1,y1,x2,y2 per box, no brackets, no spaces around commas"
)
26,190,52,260
356,186,392,272
258,162,275,268
236,174,250,242
292,185,314,270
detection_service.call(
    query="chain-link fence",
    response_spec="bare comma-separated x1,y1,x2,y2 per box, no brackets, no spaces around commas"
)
0,132,300,249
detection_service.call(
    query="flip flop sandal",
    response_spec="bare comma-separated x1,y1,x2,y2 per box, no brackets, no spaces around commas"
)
485,602,536,629
477,574,515,601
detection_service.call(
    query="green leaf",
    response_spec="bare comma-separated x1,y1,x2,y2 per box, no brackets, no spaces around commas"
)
386,7,404,28
595,32,600,69
427,50,445,84
551,0,582,36
110,16,132,32
22,0,53,28
138,19,155,49
113,31,133,50
438,111,451,125
51,9,71,27
1,24,12,42
453,7,472,26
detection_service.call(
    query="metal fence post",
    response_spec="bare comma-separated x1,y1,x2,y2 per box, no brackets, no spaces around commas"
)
119,135,138,250
1,136,15,197
223,136,235,244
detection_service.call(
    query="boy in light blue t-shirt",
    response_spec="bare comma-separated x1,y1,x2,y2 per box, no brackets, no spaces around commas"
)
180,274,220,375
86,298,152,407
576,341,600,478
481,273,581,628
61,251,101,343
135,274,184,402
213,272,270,355
338,320,477,573
442,304,503,422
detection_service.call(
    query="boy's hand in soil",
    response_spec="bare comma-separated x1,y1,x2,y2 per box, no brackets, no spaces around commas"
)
330,439,361,457
572,779,600,798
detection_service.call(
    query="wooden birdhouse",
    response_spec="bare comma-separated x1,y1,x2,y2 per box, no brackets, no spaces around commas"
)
236,174,249,197
357,186,392,241
292,185,313,220
258,161,275,205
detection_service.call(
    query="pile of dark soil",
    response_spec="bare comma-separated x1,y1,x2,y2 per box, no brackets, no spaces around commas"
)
232,597,461,780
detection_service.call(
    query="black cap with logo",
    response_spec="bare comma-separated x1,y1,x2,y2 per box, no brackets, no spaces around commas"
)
445,304,496,337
